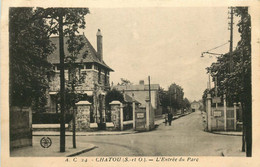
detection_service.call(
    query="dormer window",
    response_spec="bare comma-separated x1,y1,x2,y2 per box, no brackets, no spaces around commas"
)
86,63,92,69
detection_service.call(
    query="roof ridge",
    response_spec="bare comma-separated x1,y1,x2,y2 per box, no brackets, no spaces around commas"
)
48,34,113,71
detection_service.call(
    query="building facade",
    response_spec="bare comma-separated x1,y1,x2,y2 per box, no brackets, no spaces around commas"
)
46,29,113,127
191,101,200,111
112,80,162,116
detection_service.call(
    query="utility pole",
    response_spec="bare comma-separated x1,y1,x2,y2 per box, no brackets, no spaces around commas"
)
226,6,234,107
148,76,151,102
148,76,151,122
228,7,234,72
58,13,66,152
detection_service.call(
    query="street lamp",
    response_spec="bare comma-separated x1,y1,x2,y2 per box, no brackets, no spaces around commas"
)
201,51,223,58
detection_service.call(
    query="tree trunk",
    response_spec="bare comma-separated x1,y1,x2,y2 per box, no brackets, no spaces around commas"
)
245,86,252,157
241,103,245,152
59,14,66,153
73,107,76,148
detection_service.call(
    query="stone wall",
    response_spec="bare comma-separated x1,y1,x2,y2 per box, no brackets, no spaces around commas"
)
10,107,32,149
49,69,109,92
69,102,92,131
110,101,121,130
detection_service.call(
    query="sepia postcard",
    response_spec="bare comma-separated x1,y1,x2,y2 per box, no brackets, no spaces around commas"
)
1,0,260,167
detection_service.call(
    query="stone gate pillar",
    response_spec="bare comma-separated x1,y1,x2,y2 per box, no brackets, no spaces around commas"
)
109,101,123,130
234,102,237,131
207,93,212,132
223,94,227,131
145,98,150,131
145,97,154,131
132,96,136,130
74,101,92,131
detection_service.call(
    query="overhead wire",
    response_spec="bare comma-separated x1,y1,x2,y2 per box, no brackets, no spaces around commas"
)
206,42,229,52
201,41,229,57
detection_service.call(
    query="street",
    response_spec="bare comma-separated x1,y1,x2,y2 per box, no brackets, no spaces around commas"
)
72,110,242,156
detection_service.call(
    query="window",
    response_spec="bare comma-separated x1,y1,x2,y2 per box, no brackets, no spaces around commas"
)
78,65,84,70
94,64,98,70
105,71,107,85
86,64,92,69
98,67,101,83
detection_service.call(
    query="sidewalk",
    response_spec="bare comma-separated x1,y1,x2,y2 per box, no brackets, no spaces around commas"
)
211,131,242,136
220,148,246,157
210,131,245,156
10,136,96,157
33,129,137,136
33,112,192,136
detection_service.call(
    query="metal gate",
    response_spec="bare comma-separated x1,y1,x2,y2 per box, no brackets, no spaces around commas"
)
135,108,146,131
211,107,236,131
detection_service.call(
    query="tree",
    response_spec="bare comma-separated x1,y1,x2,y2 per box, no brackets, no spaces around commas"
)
205,7,251,156
35,7,90,152
158,87,170,113
119,78,133,86
61,35,88,148
168,83,184,112
183,98,191,110
105,89,124,107
158,84,187,114
9,8,54,111
235,7,251,157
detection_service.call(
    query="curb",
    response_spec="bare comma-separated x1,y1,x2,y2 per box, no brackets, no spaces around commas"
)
34,113,192,136
211,131,242,136
67,146,98,157
33,131,137,137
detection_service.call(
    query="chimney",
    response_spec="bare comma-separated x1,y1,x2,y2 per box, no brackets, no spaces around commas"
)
139,80,144,85
96,29,103,61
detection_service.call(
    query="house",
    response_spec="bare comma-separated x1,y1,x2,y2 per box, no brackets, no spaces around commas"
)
191,101,200,111
46,29,114,127
112,80,162,116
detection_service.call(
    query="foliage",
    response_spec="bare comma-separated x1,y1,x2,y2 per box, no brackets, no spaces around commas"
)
158,84,189,112
9,8,54,111
105,89,124,107
183,98,191,109
158,87,169,108
34,8,90,37
39,8,90,110
63,35,88,110
118,78,133,86
206,7,251,107
9,7,90,112
204,7,251,156
168,83,184,110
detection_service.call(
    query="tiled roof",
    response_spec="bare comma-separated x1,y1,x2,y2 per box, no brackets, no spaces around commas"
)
47,35,113,71
124,94,141,104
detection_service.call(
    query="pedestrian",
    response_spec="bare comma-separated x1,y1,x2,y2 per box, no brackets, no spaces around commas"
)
164,114,168,126
168,112,173,126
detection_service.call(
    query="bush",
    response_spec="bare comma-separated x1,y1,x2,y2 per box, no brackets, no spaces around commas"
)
32,113,73,124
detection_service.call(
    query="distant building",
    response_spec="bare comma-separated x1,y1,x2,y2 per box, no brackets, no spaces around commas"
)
191,101,200,111
112,80,162,116
46,29,113,126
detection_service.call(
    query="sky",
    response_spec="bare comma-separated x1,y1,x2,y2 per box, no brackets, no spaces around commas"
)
81,7,240,101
